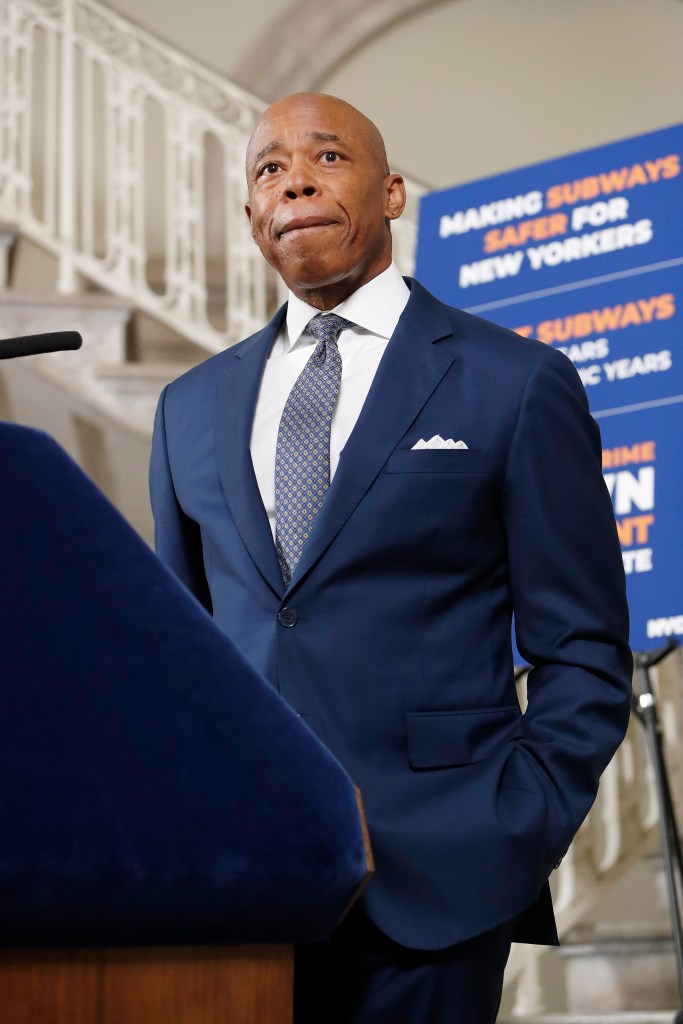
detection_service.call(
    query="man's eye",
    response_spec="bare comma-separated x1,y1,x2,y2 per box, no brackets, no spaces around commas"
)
322,152,340,163
259,162,280,176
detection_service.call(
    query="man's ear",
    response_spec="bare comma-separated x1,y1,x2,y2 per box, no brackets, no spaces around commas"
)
384,174,407,221
245,202,257,239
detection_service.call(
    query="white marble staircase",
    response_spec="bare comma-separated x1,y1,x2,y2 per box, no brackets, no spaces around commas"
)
513,1015,679,1023
0,234,199,544
0,0,420,540
501,855,682,1022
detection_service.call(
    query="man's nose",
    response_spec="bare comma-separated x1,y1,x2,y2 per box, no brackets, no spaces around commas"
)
283,160,320,199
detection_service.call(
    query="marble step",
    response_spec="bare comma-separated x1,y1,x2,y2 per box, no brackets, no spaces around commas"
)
94,361,197,431
96,361,196,393
0,290,131,364
558,922,677,1014
133,326,209,365
500,1013,681,1023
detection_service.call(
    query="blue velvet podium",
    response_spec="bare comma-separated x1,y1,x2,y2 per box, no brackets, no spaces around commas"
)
0,423,372,1023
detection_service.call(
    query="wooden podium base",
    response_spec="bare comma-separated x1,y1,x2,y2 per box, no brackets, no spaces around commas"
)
0,944,293,1024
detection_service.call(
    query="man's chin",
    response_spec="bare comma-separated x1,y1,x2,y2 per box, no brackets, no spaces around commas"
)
277,259,354,295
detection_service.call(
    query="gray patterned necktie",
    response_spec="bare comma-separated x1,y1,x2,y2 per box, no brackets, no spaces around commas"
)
275,313,353,587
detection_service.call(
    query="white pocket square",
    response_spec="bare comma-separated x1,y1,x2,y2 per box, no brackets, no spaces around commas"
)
411,435,468,450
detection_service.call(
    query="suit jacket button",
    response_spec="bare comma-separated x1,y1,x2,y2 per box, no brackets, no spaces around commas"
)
278,607,298,628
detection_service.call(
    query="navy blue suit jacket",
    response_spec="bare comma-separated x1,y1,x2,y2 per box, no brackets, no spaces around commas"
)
150,278,632,950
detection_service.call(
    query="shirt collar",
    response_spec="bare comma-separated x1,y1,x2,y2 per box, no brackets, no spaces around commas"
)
284,262,410,351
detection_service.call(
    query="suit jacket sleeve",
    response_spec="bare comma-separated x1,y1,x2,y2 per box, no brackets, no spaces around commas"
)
149,384,213,615
503,347,632,875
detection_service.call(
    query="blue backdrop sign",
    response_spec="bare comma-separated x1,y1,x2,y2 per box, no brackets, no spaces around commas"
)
415,124,683,651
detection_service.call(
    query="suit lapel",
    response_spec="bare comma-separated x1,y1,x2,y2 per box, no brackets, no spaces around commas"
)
289,281,457,592
214,307,286,598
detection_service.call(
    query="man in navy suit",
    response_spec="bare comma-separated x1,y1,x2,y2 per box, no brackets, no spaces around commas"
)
150,93,632,1023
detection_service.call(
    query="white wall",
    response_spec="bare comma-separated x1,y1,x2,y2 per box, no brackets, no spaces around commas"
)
322,0,683,188
104,0,286,81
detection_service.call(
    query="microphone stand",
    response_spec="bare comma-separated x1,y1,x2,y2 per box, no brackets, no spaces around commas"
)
632,638,683,1023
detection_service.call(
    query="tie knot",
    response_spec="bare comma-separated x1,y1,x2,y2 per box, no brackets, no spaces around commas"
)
306,313,353,346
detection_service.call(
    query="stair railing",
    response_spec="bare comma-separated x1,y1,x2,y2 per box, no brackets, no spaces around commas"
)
0,0,422,352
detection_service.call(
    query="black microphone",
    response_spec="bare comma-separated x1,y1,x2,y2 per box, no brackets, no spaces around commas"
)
0,331,83,360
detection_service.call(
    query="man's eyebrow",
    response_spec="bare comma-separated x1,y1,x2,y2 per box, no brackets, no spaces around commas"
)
310,132,344,145
253,140,282,164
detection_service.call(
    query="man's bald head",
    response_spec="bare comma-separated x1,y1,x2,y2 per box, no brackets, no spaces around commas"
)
244,92,406,310
246,93,390,180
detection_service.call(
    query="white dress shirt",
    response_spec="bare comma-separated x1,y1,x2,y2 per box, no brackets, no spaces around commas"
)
250,262,410,539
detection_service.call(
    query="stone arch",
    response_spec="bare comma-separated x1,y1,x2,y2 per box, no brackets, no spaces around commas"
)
231,0,456,101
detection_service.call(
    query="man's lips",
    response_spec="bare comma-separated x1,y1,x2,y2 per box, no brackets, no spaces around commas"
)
277,217,337,237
